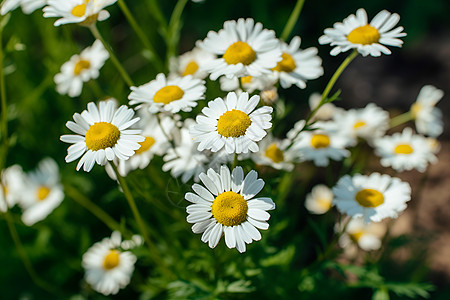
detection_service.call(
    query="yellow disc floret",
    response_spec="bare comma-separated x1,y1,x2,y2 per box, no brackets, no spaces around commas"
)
310,134,330,149
73,59,91,75
355,188,384,208
182,61,199,76
394,144,413,154
264,143,284,163
85,122,121,151
103,250,120,270
135,136,155,155
272,53,296,73
217,109,252,138
349,230,364,243
212,191,248,227
347,24,381,45
37,186,51,201
223,41,256,65
410,103,422,119
240,76,253,84
353,121,366,129
153,86,185,105
71,3,86,17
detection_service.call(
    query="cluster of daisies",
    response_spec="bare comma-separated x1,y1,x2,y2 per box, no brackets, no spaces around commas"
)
1,1,444,296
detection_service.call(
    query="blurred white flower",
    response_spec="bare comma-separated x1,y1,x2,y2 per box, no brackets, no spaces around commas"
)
411,85,444,137
251,134,295,171
1,0,45,15
305,184,333,215
169,44,216,79
0,165,25,212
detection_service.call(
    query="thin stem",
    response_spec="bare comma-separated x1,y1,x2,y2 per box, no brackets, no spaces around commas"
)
64,185,126,235
305,49,358,124
280,0,306,41
117,0,163,71
89,24,134,88
232,153,238,169
146,0,168,31
166,0,189,62
0,17,8,171
389,111,413,128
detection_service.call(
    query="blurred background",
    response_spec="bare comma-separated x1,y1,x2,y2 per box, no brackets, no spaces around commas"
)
1,0,449,298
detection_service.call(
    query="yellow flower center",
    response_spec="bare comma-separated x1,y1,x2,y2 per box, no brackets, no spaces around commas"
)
347,24,381,45
73,59,91,75
264,143,284,163
353,121,366,129
216,109,252,138
135,136,155,155
394,144,413,154
85,122,121,151
211,191,248,227
223,41,256,65
272,52,296,73
71,2,87,17
410,103,422,119
310,134,330,149
240,76,253,84
182,61,199,76
316,197,332,211
355,188,384,208
153,85,185,105
103,250,120,270
37,186,51,201
349,230,364,243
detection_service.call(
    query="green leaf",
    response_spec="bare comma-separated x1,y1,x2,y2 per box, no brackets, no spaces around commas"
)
372,287,390,300
260,245,296,267
385,282,434,298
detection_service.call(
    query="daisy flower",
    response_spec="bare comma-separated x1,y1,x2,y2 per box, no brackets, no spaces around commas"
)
305,184,334,215
60,100,144,172
129,73,206,114
291,122,350,167
17,158,64,226
332,103,389,145
219,74,277,94
337,217,386,253
185,166,275,253
251,134,295,171
190,92,273,154
319,8,406,57
259,87,279,105
272,36,323,89
308,92,340,121
163,120,208,183
43,0,117,26
0,165,25,212
199,18,282,80
333,172,411,223
373,127,437,172
54,40,109,98
1,0,45,15
411,85,444,137
169,45,216,79
82,231,137,295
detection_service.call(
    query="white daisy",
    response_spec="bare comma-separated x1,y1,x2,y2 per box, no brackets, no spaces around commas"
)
199,18,282,80
0,165,25,212
185,166,275,253
169,45,216,79
54,40,109,97
332,172,411,223
305,184,333,215
82,231,137,295
251,134,295,171
163,120,208,183
43,0,117,26
60,100,145,172
291,122,350,167
129,73,206,114
286,119,306,142
373,127,437,172
411,85,444,137
337,217,386,252
1,0,45,15
219,74,277,94
332,103,389,146
259,87,279,105
319,8,406,57
17,158,64,226
190,92,273,154
272,36,323,89
308,92,340,121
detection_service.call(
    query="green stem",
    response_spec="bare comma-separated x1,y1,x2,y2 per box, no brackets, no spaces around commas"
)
89,24,134,88
166,0,189,62
389,111,413,128
318,217,351,262
146,0,168,31
117,0,163,71
64,185,126,235
280,0,306,41
305,49,358,124
232,153,238,169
